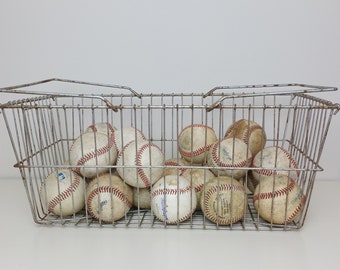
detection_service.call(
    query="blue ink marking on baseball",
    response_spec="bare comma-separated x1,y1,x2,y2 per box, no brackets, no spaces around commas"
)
97,200,108,214
161,197,168,221
222,147,232,160
57,172,66,181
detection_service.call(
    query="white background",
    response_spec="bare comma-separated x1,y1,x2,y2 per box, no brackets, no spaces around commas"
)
0,0,339,180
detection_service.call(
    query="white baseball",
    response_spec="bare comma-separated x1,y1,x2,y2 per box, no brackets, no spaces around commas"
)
151,175,197,224
181,168,215,210
164,158,190,176
200,176,247,225
85,122,116,136
224,119,266,157
116,140,165,188
69,132,118,178
178,124,218,164
132,187,151,209
114,127,146,153
86,173,133,223
253,175,306,224
207,137,252,179
252,146,299,181
40,169,85,216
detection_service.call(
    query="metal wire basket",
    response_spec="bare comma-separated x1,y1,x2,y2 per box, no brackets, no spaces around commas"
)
0,78,339,230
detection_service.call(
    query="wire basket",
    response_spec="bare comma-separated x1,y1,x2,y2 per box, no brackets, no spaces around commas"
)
0,78,339,231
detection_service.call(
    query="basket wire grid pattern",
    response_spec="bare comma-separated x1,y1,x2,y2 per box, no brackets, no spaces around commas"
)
0,79,339,230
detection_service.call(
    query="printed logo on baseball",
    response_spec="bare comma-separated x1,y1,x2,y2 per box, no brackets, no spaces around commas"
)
224,119,267,157
86,173,133,223
207,137,252,179
201,176,247,225
116,140,165,188
178,124,218,164
69,131,118,179
253,175,306,224
151,175,197,224
252,146,299,181
40,169,85,216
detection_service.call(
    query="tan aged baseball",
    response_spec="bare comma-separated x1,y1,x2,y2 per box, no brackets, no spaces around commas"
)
85,122,116,136
252,146,299,181
181,168,215,210
116,140,165,188
132,187,151,209
253,175,306,224
69,132,118,178
164,158,190,176
151,175,197,224
86,173,133,223
207,137,252,179
178,124,218,164
224,119,266,157
201,176,247,225
40,169,85,216
113,127,146,153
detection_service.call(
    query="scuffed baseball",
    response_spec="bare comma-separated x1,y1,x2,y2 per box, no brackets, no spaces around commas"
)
85,122,116,136
132,187,151,209
201,176,247,225
40,169,85,216
86,173,133,223
181,168,215,210
113,127,146,153
207,137,252,179
252,146,299,181
178,124,218,164
253,175,306,224
151,175,197,224
164,158,190,176
116,140,165,188
69,132,118,178
224,119,266,157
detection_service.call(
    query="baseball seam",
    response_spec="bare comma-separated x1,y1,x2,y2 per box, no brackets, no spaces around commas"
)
203,183,245,224
72,130,116,175
48,172,82,214
178,124,215,158
87,185,133,222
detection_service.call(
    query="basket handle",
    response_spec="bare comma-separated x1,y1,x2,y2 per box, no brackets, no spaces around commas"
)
0,78,142,112
203,83,338,112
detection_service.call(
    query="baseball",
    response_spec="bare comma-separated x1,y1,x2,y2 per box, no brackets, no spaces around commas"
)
224,119,266,157
86,173,133,223
113,127,146,153
178,124,218,164
201,176,247,225
85,122,116,136
207,137,253,179
69,131,118,178
164,158,190,176
253,175,306,224
252,146,299,181
132,187,151,209
40,169,85,216
116,140,165,188
151,175,197,224
181,168,215,210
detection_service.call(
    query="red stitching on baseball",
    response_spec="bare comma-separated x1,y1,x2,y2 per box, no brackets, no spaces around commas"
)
210,140,253,168
286,194,306,223
252,178,296,202
241,124,263,145
87,185,133,222
72,128,116,175
165,161,187,175
151,184,192,198
48,172,82,214
136,142,163,189
178,124,215,158
203,183,245,224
